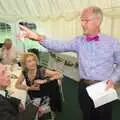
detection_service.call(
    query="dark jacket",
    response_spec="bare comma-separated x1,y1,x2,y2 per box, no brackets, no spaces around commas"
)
0,95,37,120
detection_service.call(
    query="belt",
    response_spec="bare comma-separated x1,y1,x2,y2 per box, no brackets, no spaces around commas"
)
80,78,100,85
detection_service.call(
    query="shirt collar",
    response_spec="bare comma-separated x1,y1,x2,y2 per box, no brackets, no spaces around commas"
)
0,90,6,97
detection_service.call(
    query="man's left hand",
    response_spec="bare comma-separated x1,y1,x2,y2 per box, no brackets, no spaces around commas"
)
106,80,115,90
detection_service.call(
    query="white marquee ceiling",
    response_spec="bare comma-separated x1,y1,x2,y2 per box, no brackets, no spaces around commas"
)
0,0,120,22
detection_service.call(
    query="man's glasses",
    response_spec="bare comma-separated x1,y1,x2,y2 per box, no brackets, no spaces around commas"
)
80,16,97,23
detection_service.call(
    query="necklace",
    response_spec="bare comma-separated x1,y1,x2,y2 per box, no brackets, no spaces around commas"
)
28,68,37,82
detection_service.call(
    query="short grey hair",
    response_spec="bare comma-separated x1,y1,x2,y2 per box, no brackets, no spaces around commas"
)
90,6,103,24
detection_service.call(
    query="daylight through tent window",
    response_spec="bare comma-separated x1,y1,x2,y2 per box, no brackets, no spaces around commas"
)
0,23,11,32
0,23,11,43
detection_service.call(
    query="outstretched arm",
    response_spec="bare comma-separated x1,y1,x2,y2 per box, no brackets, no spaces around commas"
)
19,25,45,41
18,25,79,52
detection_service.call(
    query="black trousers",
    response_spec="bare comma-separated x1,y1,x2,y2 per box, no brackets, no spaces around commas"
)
78,80,112,120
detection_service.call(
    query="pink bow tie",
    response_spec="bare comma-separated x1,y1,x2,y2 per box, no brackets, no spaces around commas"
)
86,35,99,42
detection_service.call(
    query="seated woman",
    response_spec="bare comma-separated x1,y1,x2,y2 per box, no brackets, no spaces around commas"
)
15,52,62,119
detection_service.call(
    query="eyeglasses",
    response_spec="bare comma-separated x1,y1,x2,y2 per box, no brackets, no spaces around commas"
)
80,16,97,23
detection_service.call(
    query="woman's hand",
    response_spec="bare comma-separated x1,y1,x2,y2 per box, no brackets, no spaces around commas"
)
38,105,50,118
27,84,40,91
34,79,47,85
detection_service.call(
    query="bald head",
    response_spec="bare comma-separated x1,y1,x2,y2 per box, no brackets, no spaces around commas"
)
81,6,103,24
80,6,103,35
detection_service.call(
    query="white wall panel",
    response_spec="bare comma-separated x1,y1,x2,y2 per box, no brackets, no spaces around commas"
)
101,16,112,35
112,18,120,39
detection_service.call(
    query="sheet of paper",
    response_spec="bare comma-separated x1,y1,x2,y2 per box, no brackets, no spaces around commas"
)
86,81,118,108
116,87,120,100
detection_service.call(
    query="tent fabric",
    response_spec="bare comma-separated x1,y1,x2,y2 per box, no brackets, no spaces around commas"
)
0,0,119,22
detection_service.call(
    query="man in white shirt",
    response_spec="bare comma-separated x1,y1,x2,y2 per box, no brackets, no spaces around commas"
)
0,39,18,65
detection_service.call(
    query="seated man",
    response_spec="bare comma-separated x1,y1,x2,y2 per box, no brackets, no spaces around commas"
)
0,63,38,120
0,39,18,65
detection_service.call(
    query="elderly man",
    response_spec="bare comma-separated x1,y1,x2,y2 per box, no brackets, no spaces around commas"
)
18,6,120,120
0,39,18,65
0,64,37,120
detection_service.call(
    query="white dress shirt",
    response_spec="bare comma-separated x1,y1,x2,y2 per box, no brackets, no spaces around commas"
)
0,47,17,65
0,90,6,97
